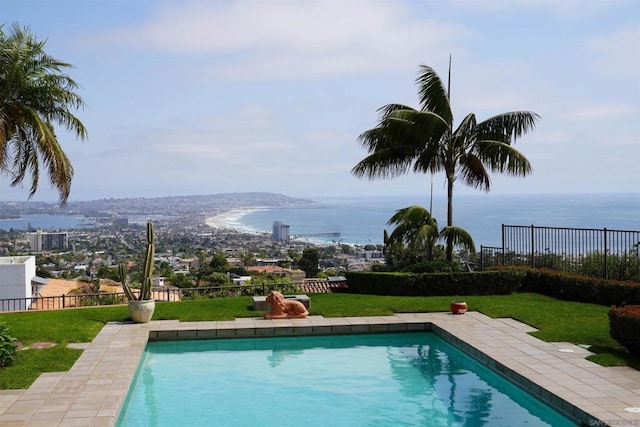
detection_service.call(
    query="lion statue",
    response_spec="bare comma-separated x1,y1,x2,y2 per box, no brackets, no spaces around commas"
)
264,291,309,319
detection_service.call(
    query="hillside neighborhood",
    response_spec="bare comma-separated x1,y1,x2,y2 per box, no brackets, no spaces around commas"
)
0,194,377,310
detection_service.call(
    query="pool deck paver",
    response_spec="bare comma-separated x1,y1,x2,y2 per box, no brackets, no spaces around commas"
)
0,312,638,426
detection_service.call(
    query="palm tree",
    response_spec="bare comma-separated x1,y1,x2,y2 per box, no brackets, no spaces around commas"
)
386,205,475,266
353,64,538,260
0,23,87,205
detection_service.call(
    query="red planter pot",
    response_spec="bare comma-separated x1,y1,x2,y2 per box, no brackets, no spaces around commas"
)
451,301,468,314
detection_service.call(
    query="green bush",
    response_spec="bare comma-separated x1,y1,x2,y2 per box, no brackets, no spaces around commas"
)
580,252,640,281
520,268,640,306
609,305,640,355
0,323,17,367
533,252,564,270
580,252,607,278
344,270,523,296
402,259,460,273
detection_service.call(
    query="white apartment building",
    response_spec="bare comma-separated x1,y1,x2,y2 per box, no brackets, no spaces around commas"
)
272,221,290,242
26,230,68,252
0,256,38,311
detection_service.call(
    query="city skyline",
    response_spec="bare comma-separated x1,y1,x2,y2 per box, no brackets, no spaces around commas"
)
2,0,639,203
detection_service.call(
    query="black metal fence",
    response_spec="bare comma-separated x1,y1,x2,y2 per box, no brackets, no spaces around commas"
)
0,282,302,313
480,225,640,281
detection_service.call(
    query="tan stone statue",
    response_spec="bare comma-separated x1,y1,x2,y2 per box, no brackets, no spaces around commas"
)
264,291,309,319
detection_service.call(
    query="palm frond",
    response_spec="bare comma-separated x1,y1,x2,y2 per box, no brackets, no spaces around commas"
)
458,152,491,191
439,226,476,255
476,111,540,144
351,149,415,179
474,139,532,176
387,205,439,253
387,109,450,143
0,23,86,204
376,103,415,119
415,65,453,124
451,113,477,145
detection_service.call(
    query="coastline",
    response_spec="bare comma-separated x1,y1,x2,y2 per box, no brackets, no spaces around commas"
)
200,193,640,248
204,206,340,246
204,207,266,233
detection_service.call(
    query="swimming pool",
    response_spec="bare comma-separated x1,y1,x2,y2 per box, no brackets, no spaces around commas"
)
117,332,574,426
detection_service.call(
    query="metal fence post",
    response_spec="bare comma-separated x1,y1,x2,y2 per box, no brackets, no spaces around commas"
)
501,224,506,266
603,227,608,280
531,224,535,268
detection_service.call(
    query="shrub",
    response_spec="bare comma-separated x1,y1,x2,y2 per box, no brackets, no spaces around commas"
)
533,252,564,270
609,305,640,355
581,252,640,282
0,323,18,367
519,268,640,306
344,270,523,296
402,259,460,273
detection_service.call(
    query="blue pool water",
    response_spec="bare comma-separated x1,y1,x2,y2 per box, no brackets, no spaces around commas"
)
117,333,574,426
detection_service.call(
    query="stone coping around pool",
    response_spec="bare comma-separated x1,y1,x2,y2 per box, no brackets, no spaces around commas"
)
0,312,638,426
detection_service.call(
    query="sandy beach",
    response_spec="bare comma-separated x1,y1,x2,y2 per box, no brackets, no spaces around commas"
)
205,207,264,232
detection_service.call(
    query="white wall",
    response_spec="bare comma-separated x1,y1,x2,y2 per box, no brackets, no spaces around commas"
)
0,256,36,311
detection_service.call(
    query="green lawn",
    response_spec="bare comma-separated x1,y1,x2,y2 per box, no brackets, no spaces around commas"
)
0,292,636,389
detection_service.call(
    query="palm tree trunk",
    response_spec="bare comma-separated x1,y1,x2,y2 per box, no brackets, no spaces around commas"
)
446,176,454,261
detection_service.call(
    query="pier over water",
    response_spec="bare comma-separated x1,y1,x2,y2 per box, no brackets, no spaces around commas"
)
293,232,340,239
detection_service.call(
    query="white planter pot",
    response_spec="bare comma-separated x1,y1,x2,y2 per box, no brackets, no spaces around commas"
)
128,300,155,323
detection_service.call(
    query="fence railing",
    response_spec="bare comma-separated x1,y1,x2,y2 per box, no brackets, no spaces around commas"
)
0,282,302,313
480,225,640,281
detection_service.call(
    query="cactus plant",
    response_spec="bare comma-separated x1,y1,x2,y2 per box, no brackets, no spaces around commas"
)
119,222,155,301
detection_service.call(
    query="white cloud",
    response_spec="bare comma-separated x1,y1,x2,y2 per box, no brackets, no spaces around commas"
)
105,0,470,79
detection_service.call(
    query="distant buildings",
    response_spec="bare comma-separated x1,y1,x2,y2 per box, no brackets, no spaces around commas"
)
272,221,290,243
356,249,384,260
114,217,129,228
26,230,68,252
246,265,306,281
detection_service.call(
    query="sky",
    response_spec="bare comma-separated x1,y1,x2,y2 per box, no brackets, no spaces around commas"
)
2,0,639,203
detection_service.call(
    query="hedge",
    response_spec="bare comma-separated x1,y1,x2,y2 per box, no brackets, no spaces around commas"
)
343,268,640,307
519,268,640,306
343,270,523,296
609,305,640,355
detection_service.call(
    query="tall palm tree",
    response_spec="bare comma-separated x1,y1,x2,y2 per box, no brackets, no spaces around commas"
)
0,23,87,205
386,205,475,264
353,64,539,260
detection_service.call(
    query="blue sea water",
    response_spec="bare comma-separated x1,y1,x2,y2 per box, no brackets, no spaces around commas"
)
232,193,640,247
0,214,93,231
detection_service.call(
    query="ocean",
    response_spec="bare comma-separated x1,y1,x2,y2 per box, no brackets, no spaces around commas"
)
226,193,640,247
0,214,94,231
